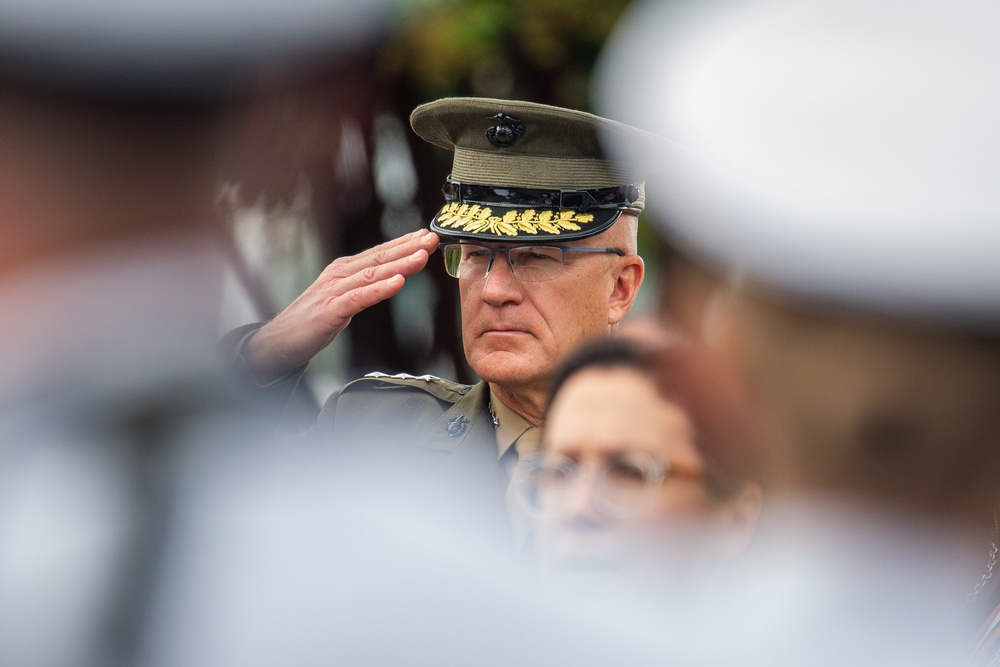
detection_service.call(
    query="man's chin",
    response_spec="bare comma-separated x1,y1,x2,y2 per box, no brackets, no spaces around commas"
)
470,351,545,385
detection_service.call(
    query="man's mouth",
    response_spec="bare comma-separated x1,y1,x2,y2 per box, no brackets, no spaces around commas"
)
483,325,530,335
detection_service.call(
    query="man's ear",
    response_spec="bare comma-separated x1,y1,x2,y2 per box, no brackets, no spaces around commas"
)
608,255,645,325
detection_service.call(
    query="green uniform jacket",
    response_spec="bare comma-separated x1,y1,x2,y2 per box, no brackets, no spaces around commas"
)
223,324,513,552
319,375,511,553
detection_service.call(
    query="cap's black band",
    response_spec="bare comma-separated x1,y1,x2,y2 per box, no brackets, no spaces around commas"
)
441,179,640,212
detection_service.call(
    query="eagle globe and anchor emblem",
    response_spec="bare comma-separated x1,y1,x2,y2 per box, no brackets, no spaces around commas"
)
485,112,524,147
445,415,470,437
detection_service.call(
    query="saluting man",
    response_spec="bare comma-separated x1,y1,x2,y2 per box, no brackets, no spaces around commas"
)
230,97,651,548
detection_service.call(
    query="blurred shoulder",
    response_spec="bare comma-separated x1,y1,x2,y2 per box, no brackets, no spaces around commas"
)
339,372,477,404
323,373,489,417
319,374,486,432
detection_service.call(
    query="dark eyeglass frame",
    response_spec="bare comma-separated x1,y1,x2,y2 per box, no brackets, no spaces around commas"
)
439,242,626,282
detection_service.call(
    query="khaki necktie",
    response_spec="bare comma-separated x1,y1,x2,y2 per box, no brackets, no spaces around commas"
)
505,426,541,552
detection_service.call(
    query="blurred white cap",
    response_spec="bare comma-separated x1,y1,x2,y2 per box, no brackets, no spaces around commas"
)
595,0,1000,329
0,0,397,99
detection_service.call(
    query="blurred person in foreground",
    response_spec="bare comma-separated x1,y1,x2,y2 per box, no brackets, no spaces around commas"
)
594,0,1000,664
0,1,392,665
228,98,655,551
515,331,761,601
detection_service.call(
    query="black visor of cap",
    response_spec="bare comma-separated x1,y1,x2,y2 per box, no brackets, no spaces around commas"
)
432,178,639,242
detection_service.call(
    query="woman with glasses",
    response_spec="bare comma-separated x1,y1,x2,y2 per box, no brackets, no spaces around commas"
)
514,329,762,596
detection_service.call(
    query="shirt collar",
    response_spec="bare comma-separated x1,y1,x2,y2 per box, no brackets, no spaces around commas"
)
488,387,536,461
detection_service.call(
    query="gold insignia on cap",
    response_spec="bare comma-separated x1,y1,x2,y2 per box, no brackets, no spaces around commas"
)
436,203,593,237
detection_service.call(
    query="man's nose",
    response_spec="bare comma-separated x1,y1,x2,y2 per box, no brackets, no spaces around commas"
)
480,249,523,304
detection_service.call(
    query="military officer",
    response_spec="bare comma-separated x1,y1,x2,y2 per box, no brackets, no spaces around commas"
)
232,97,651,547
595,0,1000,664
0,0,396,663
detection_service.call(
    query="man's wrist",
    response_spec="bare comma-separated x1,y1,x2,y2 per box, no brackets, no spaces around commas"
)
231,324,306,387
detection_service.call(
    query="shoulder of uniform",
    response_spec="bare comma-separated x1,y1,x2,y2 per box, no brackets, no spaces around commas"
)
339,372,475,403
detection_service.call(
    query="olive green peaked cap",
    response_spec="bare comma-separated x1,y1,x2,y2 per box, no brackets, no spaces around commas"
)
410,97,650,242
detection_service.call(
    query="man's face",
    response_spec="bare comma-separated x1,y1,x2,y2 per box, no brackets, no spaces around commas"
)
457,228,633,394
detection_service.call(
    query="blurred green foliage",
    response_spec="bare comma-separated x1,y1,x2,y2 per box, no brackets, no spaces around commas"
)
383,0,632,110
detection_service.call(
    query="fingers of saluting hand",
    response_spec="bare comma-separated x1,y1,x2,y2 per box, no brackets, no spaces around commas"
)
314,229,439,321
322,228,439,287
242,230,440,381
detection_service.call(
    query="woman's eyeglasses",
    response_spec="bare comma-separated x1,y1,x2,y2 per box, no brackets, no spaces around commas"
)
511,450,703,518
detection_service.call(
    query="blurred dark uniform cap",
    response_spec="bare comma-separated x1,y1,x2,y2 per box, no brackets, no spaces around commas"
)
0,0,395,101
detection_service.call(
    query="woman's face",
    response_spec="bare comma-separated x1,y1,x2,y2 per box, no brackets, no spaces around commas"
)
533,365,754,586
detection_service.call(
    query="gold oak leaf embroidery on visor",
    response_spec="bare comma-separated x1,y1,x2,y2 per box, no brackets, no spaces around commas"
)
436,203,594,237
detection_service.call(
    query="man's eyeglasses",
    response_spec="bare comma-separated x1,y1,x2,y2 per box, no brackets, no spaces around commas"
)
511,450,703,518
440,243,625,283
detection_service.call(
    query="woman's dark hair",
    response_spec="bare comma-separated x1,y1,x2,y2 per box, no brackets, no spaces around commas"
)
547,335,759,498
549,337,649,400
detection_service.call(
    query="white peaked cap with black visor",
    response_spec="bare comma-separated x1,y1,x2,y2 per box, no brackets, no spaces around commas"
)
596,0,1000,330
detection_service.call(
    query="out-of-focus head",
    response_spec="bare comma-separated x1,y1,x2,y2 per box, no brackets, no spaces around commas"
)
596,0,1000,329
411,98,653,398
593,0,1000,517
520,334,761,589
0,0,395,273
0,0,393,102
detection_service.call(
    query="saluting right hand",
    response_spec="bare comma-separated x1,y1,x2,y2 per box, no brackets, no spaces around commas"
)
241,229,440,384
